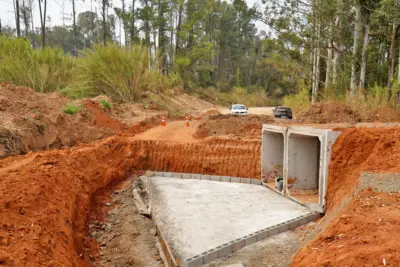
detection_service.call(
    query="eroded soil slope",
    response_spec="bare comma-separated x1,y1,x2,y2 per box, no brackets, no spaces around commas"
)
0,83,216,159
0,137,260,266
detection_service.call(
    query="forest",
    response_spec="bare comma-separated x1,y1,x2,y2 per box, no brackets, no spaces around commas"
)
1,0,400,109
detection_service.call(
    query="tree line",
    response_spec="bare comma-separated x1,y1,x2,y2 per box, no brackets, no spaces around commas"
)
2,0,400,104
263,0,400,104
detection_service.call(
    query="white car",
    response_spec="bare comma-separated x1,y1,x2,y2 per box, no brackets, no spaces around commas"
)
230,104,248,116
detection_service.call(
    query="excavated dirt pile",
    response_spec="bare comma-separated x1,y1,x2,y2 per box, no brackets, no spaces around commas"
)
297,102,362,124
292,127,400,266
195,114,274,139
0,137,261,266
365,106,400,122
0,83,121,159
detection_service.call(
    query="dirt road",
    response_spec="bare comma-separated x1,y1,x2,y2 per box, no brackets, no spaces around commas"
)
132,120,201,142
219,106,275,116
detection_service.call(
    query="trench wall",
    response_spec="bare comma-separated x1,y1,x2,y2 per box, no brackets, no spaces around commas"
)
128,139,262,179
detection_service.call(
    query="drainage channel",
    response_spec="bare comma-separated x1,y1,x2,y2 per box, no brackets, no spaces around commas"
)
141,172,320,267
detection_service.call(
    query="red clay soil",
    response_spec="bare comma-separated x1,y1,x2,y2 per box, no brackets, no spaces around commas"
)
83,100,125,131
297,102,362,124
0,137,261,266
293,190,400,266
292,127,400,266
0,83,116,158
195,114,274,139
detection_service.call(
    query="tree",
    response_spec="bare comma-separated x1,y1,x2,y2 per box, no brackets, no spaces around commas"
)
14,0,21,37
20,0,31,37
38,0,47,47
101,0,108,44
71,0,78,53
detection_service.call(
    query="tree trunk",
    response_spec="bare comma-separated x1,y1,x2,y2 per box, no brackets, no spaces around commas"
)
29,0,35,47
38,0,46,48
102,0,107,45
130,0,135,43
175,1,183,53
0,19,2,35
325,46,332,89
387,23,399,102
332,0,342,88
16,0,21,37
22,0,29,36
350,4,362,97
358,24,369,95
311,0,321,104
72,0,77,53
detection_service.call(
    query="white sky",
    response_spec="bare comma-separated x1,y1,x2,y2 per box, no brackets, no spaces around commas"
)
0,0,266,34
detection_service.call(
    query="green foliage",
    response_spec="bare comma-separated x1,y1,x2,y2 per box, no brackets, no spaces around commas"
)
63,103,82,115
194,86,277,107
99,99,112,110
67,43,181,102
0,36,73,93
283,85,311,113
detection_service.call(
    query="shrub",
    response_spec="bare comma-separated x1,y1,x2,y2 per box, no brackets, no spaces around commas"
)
0,36,74,92
99,99,112,110
68,43,181,102
283,85,311,113
63,103,81,115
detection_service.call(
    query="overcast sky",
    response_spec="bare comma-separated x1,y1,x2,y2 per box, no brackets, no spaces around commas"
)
0,0,266,33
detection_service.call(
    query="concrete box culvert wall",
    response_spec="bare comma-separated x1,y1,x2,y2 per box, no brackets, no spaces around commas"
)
261,125,287,194
262,125,341,213
287,134,320,191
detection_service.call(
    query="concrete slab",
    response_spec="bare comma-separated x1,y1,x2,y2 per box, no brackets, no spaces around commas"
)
149,177,312,264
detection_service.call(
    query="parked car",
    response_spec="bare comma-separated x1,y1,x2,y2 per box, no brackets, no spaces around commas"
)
230,104,248,116
273,106,293,119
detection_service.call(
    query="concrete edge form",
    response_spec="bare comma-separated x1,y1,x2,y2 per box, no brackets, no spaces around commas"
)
180,211,320,267
145,171,263,187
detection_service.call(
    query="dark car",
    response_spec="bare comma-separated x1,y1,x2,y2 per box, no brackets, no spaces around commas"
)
273,106,293,119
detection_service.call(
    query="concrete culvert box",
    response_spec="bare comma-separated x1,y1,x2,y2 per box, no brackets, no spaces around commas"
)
261,125,287,194
286,126,342,212
287,134,321,192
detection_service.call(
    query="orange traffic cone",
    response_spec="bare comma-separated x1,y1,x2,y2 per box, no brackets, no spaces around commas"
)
185,116,190,127
161,115,167,126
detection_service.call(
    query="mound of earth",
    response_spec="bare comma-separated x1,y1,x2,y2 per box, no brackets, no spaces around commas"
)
297,102,361,124
0,83,139,159
195,114,274,139
364,106,400,122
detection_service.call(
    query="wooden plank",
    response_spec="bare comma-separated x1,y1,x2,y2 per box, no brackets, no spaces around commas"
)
132,189,150,217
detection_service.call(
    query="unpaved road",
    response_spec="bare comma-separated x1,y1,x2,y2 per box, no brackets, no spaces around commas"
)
219,107,275,116
132,120,201,142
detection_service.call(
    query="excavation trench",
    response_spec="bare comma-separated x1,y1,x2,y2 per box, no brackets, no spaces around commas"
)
2,126,400,266
0,137,261,266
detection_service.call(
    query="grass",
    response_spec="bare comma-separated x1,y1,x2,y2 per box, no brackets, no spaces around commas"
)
63,103,82,115
67,43,181,102
99,99,112,110
0,36,73,93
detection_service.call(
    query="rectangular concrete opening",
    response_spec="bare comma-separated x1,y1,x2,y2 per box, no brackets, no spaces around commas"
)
262,131,285,193
287,134,321,205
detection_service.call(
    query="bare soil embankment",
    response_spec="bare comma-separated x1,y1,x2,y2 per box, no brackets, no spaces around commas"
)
0,136,260,266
